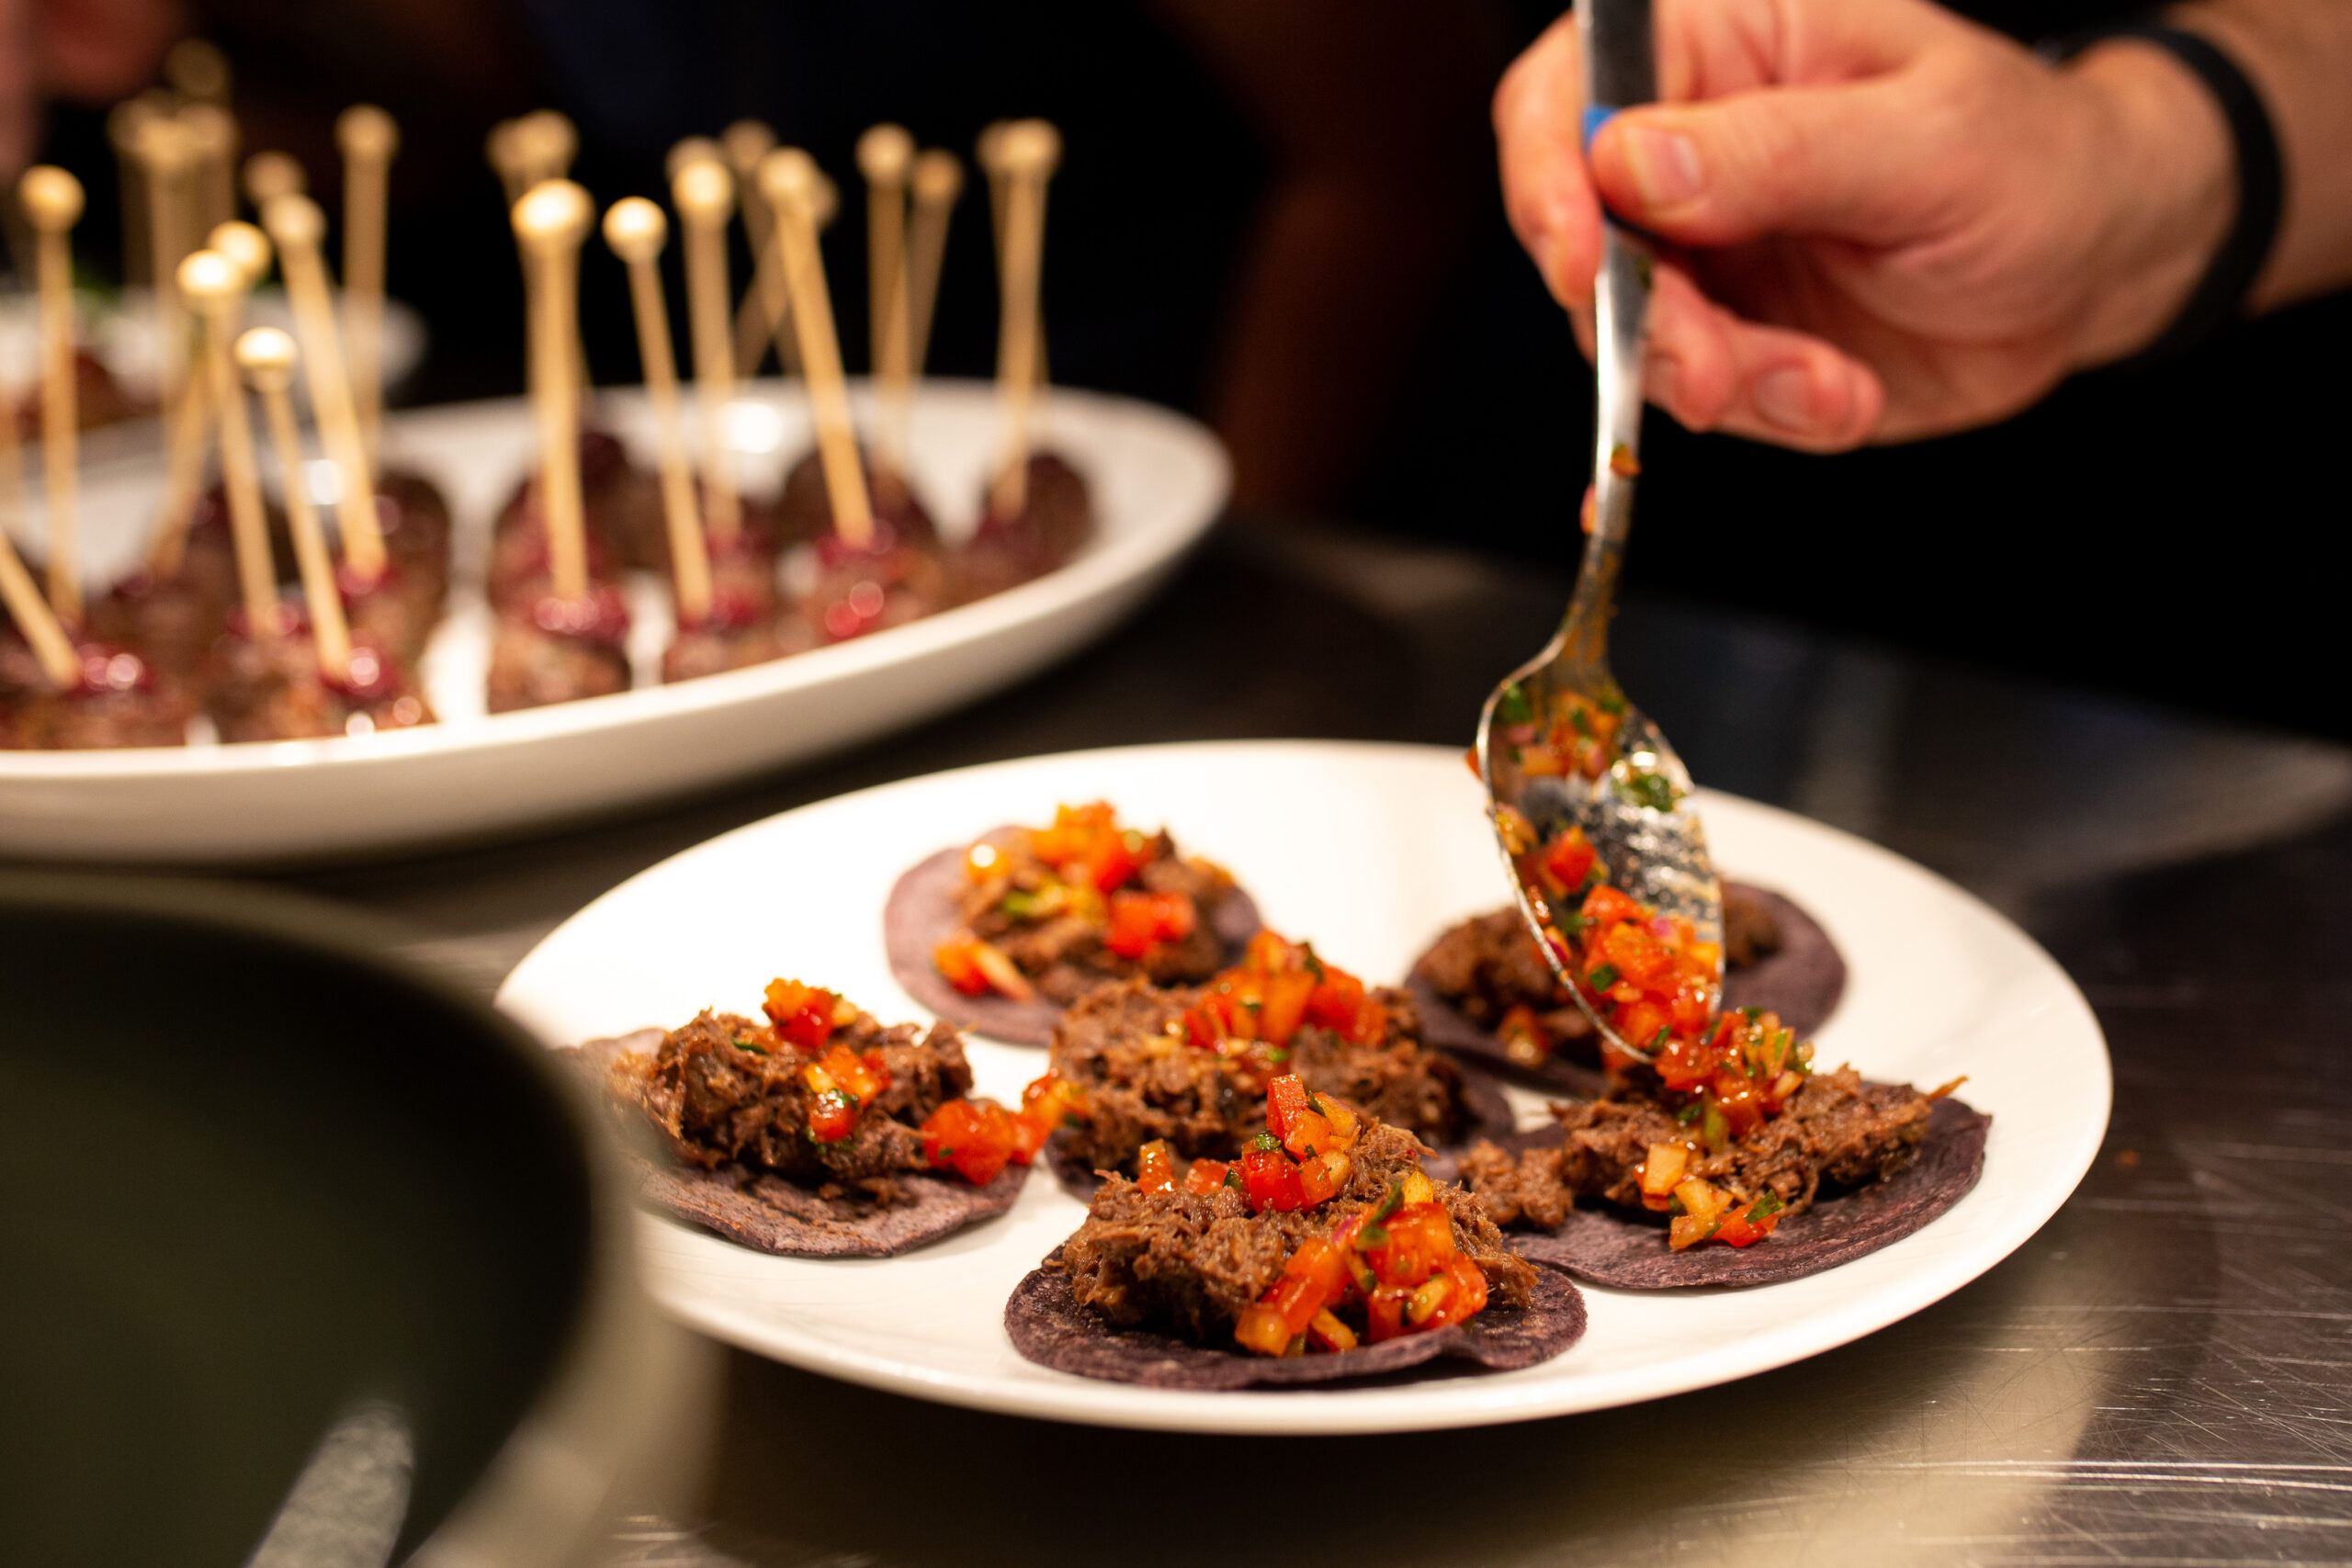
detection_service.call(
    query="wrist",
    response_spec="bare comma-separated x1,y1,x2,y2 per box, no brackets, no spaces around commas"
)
2064,38,2235,368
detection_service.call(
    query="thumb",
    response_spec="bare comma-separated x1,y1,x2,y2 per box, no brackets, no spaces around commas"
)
1589,77,1941,247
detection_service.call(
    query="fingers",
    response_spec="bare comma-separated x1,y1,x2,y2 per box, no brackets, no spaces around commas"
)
1644,265,1884,450
1495,13,1603,309
1588,74,1954,249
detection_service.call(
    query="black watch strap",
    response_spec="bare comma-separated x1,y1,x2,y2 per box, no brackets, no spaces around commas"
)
2043,17,2284,366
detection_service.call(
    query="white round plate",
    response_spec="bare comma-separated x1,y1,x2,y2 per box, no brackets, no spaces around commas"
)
496,739,2110,1435
0,379,1227,862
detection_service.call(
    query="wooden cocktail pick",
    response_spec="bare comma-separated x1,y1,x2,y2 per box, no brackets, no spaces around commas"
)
988,120,1060,518
147,219,268,578
512,179,595,601
514,111,578,186
905,150,962,381
18,165,84,624
164,39,232,106
0,420,79,686
671,153,741,543
666,136,722,183
857,123,915,476
723,120,784,376
209,219,272,286
486,119,527,207
336,106,399,463
236,325,351,679
130,116,198,454
260,192,388,583
241,149,306,209
107,99,158,291
604,197,714,624
178,103,239,233
758,149,873,550
176,248,278,639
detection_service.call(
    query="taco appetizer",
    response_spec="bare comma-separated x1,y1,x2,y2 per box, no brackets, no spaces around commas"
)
1023,931,1513,1198
568,979,1047,1257
1412,867,1847,1091
1453,878,1985,1287
885,802,1261,1043
1005,1074,1587,1388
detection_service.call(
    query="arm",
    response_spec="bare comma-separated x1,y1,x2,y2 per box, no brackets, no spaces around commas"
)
1496,0,2352,451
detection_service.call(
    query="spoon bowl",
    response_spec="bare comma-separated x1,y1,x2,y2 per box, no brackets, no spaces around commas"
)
1476,0,1721,1064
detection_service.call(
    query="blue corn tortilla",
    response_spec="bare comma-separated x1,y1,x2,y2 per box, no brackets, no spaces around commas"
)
1005,1248,1587,1389
884,830,1261,1045
1501,1095,1990,1288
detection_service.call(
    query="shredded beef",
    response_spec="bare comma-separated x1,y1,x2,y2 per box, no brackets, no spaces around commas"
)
614,1008,972,1195
1059,1122,1533,1344
1462,1066,1932,1226
1047,976,1476,1175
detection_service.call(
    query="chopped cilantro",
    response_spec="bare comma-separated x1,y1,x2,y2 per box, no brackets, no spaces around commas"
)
1252,1132,1281,1151
1497,682,1534,724
1587,963,1619,991
731,1037,768,1055
1620,772,1679,812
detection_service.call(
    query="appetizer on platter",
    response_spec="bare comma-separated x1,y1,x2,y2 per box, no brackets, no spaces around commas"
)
1005,1073,1585,1387
1412,874,1848,1092
953,449,1094,604
1024,929,1515,1198
1454,874,1986,1287
0,637,191,749
569,980,1035,1257
885,801,1262,1043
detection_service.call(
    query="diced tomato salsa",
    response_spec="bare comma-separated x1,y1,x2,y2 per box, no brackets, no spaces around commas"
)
1224,1076,1490,1356
1179,931,1388,1068
936,802,1216,999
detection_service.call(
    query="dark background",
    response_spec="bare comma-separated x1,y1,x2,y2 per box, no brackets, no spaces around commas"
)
27,0,2349,739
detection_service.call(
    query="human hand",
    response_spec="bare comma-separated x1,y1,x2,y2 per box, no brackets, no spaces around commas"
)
1497,0,2234,449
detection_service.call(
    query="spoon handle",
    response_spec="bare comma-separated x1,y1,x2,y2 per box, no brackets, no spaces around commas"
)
1564,0,1657,667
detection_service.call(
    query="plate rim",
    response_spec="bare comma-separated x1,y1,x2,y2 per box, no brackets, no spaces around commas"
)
497,738,2113,1435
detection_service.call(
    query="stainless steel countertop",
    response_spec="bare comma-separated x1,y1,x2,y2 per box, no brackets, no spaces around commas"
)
271,522,2352,1566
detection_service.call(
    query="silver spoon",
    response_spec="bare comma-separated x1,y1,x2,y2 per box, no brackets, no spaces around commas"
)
1474,0,1723,1065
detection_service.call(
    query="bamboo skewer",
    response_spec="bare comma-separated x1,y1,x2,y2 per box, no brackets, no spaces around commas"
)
514,111,578,186
905,150,962,381
177,249,277,640
666,136,722,183
513,180,594,602
237,326,351,680
337,107,399,465
758,150,873,551
164,39,232,106
0,400,79,686
179,104,239,234
129,118,199,503
605,197,713,625
989,121,1059,519
857,124,915,476
19,166,84,625
977,120,1050,394
260,193,387,582
672,154,741,543
148,363,213,579
723,121,784,377
486,121,527,208
241,150,306,209
107,101,157,290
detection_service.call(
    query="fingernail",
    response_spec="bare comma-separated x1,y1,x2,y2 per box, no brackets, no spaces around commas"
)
1618,126,1702,210
1753,367,1814,430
